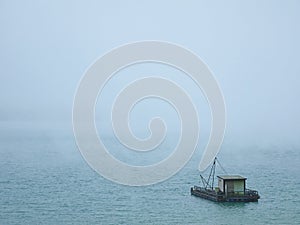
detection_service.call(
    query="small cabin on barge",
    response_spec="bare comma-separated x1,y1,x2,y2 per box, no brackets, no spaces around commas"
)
217,175,246,196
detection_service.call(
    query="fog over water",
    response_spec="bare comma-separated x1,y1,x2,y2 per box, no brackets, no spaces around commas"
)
1,0,299,145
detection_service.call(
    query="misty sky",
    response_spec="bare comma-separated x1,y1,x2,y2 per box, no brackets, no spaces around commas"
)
1,0,299,146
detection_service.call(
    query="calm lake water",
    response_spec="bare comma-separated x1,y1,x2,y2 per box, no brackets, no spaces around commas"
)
1,126,299,225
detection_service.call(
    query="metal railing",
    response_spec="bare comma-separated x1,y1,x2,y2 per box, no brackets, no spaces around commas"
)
245,189,259,196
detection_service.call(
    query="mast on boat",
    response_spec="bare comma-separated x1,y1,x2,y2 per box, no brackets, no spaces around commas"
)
200,157,226,190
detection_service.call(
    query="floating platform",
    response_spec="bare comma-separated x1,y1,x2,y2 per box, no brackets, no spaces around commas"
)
191,158,260,202
191,186,260,202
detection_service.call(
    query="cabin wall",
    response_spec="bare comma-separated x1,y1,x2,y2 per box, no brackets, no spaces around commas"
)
224,180,245,195
233,180,245,194
218,178,224,192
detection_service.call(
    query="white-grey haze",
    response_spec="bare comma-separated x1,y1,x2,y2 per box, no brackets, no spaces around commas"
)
1,0,299,149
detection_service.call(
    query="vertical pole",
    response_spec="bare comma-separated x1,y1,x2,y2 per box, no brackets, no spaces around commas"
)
212,160,216,190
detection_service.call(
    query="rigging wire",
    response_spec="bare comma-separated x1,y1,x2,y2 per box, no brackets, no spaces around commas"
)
216,157,228,175
199,157,228,189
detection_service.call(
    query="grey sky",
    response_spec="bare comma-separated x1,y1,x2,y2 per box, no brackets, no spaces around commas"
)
1,0,299,146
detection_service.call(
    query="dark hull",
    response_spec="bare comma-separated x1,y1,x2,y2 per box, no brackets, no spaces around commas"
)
191,186,260,202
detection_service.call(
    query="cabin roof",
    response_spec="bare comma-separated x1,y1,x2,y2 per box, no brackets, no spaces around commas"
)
217,175,247,180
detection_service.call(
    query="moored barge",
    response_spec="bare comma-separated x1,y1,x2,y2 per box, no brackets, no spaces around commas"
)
191,158,260,202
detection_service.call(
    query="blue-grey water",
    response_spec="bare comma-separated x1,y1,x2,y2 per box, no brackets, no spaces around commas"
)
1,125,299,225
